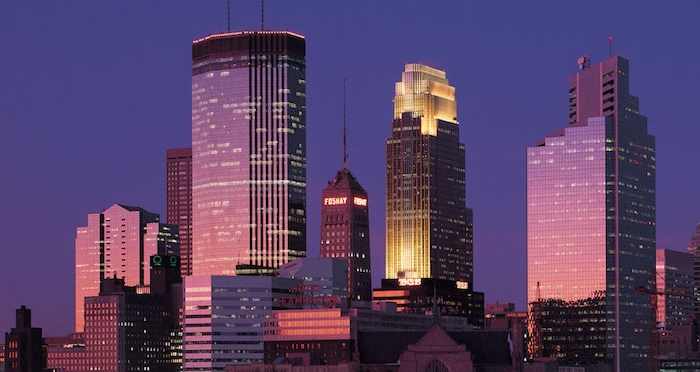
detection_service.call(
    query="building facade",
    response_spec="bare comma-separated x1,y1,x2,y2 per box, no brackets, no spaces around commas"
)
686,223,700,315
75,203,179,332
372,278,484,330
45,333,86,372
84,278,174,372
385,63,473,284
319,168,371,305
167,147,193,277
182,275,300,371
191,31,307,276
4,306,46,372
527,56,655,370
278,258,348,311
656,249,693,329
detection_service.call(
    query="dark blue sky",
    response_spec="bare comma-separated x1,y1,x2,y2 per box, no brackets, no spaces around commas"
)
2,1,699,336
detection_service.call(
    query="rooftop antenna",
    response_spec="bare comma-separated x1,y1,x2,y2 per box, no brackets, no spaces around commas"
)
226,0,230,32
343,79,348,170
261,0,265,31
608,36,613,58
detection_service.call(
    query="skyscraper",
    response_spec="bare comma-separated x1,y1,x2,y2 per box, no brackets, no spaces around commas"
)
320,166,371,303
191,31,307,276
74,203,180,332
527,55,655,370
686,223,700,314
385,63,473,284
655,249,693,329
167,147,193,277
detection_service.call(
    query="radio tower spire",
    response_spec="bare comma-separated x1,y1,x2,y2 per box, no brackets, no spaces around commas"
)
343,79,348,170
261,0,265,31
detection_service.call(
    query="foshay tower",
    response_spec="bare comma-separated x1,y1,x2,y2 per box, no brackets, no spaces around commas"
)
319,96,371,305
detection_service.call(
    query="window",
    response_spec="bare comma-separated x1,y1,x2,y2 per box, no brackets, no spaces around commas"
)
423,358,450,372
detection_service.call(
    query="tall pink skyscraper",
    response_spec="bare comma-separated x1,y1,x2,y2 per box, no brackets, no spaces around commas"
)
74,204,179,332
167,147,192,277
191,31,306,276
527,56,655,370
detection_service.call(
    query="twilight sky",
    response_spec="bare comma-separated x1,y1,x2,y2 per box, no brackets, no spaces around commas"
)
1,1,699,336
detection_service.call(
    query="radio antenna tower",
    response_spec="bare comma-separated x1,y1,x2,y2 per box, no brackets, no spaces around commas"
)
343,79,348,170
227,0,230,32
261,0,265,30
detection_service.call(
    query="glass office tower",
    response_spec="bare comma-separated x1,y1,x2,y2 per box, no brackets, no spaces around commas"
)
191,31,306,276
385,64,473,284
527,56,655,371
75,204,179,332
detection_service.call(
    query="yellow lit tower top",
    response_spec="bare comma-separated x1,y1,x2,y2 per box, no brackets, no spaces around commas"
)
393,64,457,136
386,63,471,284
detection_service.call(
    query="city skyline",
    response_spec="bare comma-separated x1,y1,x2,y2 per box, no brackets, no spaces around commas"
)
2,1,700,336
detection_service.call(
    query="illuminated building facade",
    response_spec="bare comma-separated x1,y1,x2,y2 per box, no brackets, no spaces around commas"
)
191,31,306,276
686,223,700,314
278,258,348,311
527,56,655,370
4,306,46,372
74,204,179,332
263,308,353,365
45,333,86,372
183,262,350,370
167,147,193,277
182,276,299,371
319,170,371,304
385,63,473,284
656,249,693,329
372,278,484,329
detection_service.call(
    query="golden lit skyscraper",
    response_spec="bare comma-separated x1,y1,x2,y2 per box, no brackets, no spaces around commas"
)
527,56,655,370
385,64,473,284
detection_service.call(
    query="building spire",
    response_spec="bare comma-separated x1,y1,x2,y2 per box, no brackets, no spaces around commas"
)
343,78,348,170
608,35,613,58
261,0,265,31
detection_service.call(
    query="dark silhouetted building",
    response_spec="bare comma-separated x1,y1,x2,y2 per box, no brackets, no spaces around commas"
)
84,277,174,372
167,147,193,277
385,63,473,284
191,31,307,276
686,223,700,315
373,278,484,330
527,55,655,370
656,249,693,329
319,168,371,305
4,306,47,372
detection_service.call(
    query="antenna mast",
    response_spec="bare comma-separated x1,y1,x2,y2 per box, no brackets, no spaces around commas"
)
343,79,348,170
608,36,613,58
261,0,265,30
227,0,230,32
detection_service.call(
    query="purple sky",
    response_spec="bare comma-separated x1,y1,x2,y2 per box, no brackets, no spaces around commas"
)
2,1,699,337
